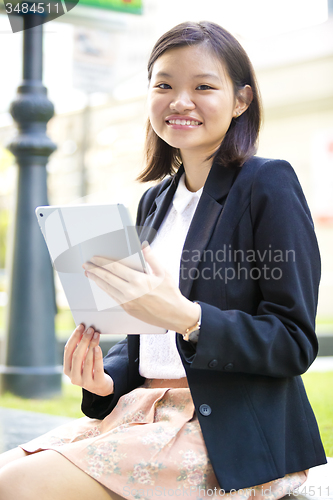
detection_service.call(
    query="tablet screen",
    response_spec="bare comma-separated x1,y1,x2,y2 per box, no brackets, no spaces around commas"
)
35,204,166,335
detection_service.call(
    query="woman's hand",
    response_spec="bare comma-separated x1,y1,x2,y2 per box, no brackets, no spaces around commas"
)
63,324,114,397
82,244,200,335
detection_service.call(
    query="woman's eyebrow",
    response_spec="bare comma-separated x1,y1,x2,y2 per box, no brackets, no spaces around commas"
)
194,73,220,81
154,71,220,80
154,71,172,78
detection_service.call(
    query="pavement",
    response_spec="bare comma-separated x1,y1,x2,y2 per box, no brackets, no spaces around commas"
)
0,358,332,498
0,407,73,453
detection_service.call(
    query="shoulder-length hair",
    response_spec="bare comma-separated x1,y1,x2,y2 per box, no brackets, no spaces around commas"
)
137,21,262,182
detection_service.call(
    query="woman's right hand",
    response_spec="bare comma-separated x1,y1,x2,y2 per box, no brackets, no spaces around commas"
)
63,324,114,397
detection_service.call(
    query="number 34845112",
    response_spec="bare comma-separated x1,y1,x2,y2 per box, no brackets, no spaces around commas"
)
5,2,60,14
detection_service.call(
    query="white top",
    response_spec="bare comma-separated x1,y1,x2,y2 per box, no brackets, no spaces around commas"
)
139,174,203,379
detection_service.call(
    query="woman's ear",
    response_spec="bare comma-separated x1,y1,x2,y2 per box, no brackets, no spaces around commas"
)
233,85,253,118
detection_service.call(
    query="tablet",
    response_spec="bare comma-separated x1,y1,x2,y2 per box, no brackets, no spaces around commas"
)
35,203,167,335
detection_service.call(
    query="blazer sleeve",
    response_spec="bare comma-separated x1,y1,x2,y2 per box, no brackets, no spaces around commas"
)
179,160,321,378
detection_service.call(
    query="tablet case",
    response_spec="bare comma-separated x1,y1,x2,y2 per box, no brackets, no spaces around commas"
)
35,204,166,335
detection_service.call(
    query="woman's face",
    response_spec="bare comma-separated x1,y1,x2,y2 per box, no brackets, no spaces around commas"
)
148,44,239,159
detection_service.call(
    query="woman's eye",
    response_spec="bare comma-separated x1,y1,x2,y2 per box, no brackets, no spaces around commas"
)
156,83,171,89
197,85,213,90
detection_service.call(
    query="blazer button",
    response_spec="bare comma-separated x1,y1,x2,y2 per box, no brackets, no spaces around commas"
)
208,359,218,368
224,363,234,371
199,404,212,416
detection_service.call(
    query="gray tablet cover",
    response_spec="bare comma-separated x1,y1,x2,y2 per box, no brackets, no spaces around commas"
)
35,204,166,335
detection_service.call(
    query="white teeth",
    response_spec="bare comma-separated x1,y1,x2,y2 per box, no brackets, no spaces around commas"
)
167,119,201,126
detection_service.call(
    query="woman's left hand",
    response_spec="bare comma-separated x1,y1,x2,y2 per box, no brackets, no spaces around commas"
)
82,244,200,334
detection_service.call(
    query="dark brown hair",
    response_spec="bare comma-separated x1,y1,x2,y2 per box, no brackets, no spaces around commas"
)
137,21,262,182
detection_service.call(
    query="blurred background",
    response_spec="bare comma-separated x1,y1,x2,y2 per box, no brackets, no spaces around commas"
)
0,0,333,351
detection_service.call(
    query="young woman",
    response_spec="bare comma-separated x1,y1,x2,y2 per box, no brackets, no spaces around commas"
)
0,21,326,500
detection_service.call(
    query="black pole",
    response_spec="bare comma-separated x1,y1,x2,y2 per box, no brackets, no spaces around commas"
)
0,14,62,398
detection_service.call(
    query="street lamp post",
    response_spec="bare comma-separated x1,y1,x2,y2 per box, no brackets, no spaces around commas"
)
0,13,62,397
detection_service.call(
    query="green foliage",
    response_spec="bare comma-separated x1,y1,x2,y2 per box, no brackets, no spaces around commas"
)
0,147,14,172
55,308,75,339
0,382,83,419
302,371,333,457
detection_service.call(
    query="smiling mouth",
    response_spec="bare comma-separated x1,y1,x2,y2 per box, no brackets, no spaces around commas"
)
166,119,202,126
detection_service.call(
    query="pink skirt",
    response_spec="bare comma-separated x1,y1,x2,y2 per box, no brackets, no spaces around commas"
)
20,378,308,499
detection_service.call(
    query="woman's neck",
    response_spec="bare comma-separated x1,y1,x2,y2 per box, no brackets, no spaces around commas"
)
181,151,214,192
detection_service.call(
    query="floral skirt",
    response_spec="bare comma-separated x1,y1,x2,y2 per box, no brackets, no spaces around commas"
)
20,378,308,500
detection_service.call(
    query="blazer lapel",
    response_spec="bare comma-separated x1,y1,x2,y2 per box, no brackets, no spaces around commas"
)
179,159,240,298
139,166,184,244
139,157,241,299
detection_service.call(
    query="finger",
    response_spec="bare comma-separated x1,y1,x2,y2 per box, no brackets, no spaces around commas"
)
93,345,106,382
88,256,116,271
70,327,95,381
142,244,164,277
90,330,100,346
84,262,128,288
85,270,127,304
75,331,100,387
81,341,95,386
86,269,151,307
64,323,85,351
85,258,135,283
63,324,85,376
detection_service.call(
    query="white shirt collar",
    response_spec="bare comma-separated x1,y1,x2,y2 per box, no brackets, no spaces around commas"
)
172,173,203,214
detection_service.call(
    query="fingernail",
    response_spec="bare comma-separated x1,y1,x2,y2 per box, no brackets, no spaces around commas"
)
86,327,93,335
93,331,99,339
142,241,149,249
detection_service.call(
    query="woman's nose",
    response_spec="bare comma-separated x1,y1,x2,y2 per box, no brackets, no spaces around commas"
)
170,92,195,112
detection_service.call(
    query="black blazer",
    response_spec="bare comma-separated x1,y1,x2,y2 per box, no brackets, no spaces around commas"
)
82,156,327,491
